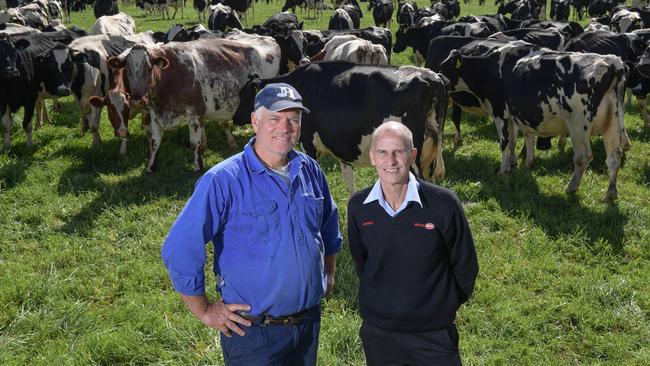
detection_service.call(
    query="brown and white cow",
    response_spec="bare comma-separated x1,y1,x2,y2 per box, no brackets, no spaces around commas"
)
105,36,280,172
90,12,136,35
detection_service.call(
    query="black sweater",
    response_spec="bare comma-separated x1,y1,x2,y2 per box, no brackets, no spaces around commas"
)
347,180,479,333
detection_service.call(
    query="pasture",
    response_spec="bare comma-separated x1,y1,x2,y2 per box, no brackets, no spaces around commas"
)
1,0,649,364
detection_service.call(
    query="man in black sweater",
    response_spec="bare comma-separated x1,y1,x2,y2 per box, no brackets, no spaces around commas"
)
348,121,479,365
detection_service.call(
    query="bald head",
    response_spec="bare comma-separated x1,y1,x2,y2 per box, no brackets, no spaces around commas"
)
371,121,414,152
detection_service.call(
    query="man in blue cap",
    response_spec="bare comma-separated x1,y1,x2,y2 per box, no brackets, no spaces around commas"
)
162,83,342,365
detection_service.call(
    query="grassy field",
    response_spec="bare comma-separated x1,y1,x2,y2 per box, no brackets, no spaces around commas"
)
1,1,649,365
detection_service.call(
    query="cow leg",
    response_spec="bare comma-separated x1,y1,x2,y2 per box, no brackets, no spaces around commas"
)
2,109,12,151
221,121,237,148
188,118,205,172
451,104,463,146
524,133,535,169
637,95,650,127
89,106,102,148
23,99,36,147
34,98,44,129
145,116,164,173
340,162,355,194
566,127,593,195
495,118,515,174
602,106,623,202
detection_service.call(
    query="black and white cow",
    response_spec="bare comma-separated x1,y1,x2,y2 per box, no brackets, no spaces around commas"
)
232,61,449,193
368,0,393,28
90,12,136,35
438,43,627,201
104,36,279,172
610,9,643,33
564,30,647,127
304,26,392,62
489,27,566,50
431,0,460,20
329,8,354,30
396,1,418,28
518,19,584,39
208,4,242,32
0,28,86,150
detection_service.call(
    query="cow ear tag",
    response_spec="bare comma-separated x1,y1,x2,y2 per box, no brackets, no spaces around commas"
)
455,58,462,69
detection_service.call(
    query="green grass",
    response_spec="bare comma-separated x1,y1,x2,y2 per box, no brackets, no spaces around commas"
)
1,2,649,365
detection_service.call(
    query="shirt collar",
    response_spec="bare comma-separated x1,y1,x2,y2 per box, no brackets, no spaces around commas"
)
243,137,302,174
363,172,422,208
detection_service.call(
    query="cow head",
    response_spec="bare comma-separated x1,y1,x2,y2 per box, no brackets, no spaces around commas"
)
635,46,650,79
437,49,463,87
34,44,87,97
232,74,262,126
276,30,310,72
0,35,27,80
89,66,131,139
110,45,169,107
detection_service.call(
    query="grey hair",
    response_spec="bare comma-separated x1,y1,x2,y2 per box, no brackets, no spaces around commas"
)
254,107,302,121
371,121,414,151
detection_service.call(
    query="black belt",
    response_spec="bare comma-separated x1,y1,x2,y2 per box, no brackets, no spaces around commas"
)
236,306,316,326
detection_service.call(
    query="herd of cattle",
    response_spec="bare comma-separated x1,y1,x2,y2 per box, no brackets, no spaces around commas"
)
2,0,650,202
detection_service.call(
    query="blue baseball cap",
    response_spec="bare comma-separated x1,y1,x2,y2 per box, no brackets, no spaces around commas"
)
254,83,310,113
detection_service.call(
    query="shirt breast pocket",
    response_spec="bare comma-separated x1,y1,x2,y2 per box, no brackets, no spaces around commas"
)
239,200,279,257
302,195,324,235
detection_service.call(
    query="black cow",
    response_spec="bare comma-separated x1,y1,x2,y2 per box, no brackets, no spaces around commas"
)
93,0,118,19
550,0,570,21
1,28,87,150
587,0,622,18
208,3,243,32
232,61,449,192
368,0,393,28
193,0,208,22
281,0,305,13
438,43,627,201
394,20,448,64
261,11,303,33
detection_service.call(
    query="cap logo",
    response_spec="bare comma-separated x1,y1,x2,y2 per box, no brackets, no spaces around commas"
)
277,86,296,99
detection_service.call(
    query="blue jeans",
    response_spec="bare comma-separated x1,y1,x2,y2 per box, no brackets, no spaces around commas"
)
220,306,321,366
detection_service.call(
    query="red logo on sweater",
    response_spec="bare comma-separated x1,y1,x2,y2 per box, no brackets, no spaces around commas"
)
414,223,435,230
362,221,375,226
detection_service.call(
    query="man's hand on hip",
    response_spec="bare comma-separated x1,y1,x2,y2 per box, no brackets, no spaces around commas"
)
180,294,252,337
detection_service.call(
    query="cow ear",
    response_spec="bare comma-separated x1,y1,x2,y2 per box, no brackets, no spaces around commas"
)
107,56,126,70
14,39,30,51
88,96,106,108
454,54,462,69
298,21,304,30
153,56,170,69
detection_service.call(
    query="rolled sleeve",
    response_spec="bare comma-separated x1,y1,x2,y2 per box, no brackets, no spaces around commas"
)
161,173,224,296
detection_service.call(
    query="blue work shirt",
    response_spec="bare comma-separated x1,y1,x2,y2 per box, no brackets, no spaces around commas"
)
162,138,342,317
363,172,422,216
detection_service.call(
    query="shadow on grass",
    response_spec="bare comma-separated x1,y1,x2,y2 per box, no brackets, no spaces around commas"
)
53,124,251,236
443,152,628,255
